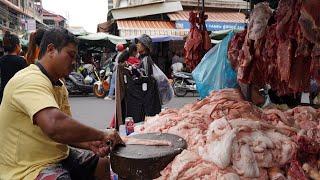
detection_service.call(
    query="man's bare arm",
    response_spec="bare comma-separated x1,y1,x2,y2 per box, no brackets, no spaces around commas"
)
33,107,105,144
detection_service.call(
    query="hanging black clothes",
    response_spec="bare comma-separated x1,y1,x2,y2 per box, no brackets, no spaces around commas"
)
125,75,161,123
115,54,162,127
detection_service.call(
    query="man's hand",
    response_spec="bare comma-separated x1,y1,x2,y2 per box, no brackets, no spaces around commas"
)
88,141,110,157
103,129,124,149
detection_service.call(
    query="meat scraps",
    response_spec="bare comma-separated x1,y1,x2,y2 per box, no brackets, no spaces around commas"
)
121,136,171,146
135,88,320,179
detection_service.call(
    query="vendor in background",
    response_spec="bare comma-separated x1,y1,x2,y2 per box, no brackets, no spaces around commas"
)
104,44,125,100
0,31,27,104
25,28,46,65
171,51,184,73
172,51,184,64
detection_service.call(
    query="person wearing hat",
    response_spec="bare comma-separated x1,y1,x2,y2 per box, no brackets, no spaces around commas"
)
135,34,154,77
119,34,161,123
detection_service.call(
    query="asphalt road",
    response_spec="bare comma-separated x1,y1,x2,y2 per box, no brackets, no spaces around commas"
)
69,94,198,129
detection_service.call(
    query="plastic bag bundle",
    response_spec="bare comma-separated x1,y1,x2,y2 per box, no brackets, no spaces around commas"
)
152,64,174,105
192,31,238,99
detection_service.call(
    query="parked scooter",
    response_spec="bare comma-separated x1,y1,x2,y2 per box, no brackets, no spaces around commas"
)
172,72,197,97
93,65,113,98
65,64,97,95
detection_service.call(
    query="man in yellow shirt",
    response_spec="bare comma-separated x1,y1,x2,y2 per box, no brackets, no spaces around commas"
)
0,28,123,180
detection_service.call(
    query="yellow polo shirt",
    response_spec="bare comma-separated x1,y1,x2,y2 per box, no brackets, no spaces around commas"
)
0,64,70,180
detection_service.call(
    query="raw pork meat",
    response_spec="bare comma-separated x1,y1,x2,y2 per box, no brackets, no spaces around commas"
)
121,136,171,146
136,88,320,179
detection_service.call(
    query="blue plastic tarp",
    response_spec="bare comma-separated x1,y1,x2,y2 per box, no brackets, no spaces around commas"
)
192,31,238,99
151,35,183,42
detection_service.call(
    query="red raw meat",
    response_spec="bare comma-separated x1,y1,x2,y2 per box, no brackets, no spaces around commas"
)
276,39,292,83
311,44,320,84
298,0,320,49
228,29,247,70
287,160,308,180
228,0,320,96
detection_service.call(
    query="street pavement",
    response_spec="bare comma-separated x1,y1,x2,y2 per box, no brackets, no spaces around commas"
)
69,93,198,129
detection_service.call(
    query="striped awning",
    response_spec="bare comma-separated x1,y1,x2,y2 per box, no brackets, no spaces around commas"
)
117,20,189,38
168,11,246,23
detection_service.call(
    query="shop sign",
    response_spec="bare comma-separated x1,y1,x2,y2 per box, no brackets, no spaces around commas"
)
175,20,246,31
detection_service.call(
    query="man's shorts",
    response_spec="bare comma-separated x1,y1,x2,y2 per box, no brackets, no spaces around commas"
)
36,148,99,180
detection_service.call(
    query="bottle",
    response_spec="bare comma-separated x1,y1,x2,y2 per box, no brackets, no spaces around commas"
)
110,168,118,180
125,117,135,135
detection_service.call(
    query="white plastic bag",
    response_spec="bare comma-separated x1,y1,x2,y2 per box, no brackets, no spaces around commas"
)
152,64,174,105
171,62,184,73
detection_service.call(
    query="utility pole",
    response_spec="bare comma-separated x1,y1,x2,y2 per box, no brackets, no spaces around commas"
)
202,0,205,12
250,0,254,11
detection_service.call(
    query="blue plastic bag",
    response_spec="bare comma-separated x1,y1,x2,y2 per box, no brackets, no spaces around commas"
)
192,31,238,99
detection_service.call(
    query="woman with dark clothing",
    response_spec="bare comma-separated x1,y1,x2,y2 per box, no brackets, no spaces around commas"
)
0,31,27,103
136,34,154,77
125,34,161,121
25,28,45,65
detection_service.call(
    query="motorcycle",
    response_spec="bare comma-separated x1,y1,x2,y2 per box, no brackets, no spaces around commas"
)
93,65,113,98
172,72,197,97
65,64,97,95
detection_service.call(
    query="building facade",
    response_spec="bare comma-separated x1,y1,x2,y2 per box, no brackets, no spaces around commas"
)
0,0,46,36
106,0,247,38
42,9,66,28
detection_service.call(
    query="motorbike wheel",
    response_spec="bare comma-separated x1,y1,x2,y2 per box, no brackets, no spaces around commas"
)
173,79,188,97
93,84,107,98
65,79,75,94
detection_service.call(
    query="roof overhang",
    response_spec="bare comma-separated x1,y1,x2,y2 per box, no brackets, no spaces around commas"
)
116,20,188,38
168,11,246,31
97,21,114,33
111,1,183,20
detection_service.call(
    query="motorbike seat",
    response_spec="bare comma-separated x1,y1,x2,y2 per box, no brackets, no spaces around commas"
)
180,72,192,76
174,72,192,78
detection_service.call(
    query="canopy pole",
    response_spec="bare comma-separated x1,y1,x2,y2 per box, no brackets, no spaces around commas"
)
202,0,205,11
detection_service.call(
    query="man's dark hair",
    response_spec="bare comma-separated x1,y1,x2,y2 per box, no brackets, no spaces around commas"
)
39,28,78,59
3,31,20,53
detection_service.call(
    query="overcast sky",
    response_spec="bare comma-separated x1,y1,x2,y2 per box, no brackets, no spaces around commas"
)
42,0,108,33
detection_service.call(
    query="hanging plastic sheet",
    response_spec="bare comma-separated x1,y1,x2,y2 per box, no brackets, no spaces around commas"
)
192,31,238,99
152,64,174,105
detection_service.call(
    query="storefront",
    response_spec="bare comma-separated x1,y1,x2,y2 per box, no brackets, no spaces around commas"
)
167,10,246,32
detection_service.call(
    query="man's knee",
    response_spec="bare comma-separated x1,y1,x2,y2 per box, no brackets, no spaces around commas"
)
36,164,71,180
95,157,111,180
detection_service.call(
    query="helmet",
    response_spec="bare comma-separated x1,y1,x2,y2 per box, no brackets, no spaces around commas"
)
116,44,125,52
